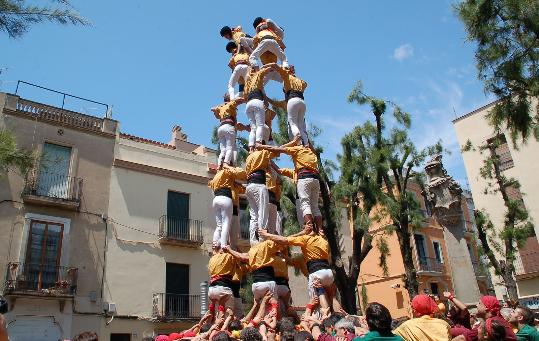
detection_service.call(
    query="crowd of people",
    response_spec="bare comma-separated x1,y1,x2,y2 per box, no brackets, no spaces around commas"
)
154,292,538,341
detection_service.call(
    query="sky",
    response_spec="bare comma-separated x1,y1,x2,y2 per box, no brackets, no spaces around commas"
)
0,0,495,187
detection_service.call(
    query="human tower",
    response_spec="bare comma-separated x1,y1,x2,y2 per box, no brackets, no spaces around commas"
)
205,17,338,323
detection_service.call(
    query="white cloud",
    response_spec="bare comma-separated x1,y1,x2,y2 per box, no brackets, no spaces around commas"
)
392,43,414,61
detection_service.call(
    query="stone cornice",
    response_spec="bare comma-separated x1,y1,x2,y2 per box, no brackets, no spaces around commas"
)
113,159,212,184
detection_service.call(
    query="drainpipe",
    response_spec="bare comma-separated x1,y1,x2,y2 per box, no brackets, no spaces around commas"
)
200,281,208,316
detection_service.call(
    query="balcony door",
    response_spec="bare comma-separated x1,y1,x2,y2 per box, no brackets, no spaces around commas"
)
37,143,72,199
167,191,190,239
165,263,189,318
25,220,64,290
414,234,427,268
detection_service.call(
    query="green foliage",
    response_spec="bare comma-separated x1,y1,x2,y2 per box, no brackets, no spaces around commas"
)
376,237,390,277
0,129,34,176
360,281,368,314
455,0,539,142
344,82,444,297
0,0,89,39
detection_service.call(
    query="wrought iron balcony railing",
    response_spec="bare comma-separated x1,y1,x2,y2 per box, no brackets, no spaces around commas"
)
158,216,204,245
152,293,201,320
22,171,83,204
4,262,78,296
417,257,444,273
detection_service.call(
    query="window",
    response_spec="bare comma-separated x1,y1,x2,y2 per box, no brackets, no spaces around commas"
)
396,291,404,309
433,241,443,263
487,134,514,171
37,143,72,199
430,282,439,296
165,263,190,317
166,191,190,239
414,234,427,262
25,220,64,290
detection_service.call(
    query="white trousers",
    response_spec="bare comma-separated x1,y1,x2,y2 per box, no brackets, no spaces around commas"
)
246,183,268,246
217,124,236,167
287,97,308,145
229,213,240,250
297,178,321,217
267,202,278,235
233,297,244,318
252,280,277,301
249,39,287,68
262,124,271,145
208,285,233,308
228,64,249,100
213,195,233,247
296,198,304,227
246,99,266,146
308,268,334,298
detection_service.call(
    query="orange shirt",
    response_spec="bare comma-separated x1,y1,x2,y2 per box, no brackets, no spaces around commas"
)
245,150,279,175
286,235,329,263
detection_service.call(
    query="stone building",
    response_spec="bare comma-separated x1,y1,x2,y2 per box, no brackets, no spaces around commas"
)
453,100,539,307
0,92,118,339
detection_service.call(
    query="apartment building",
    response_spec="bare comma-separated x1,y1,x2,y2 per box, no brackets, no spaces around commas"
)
101,126,218,339
453,100,539,307
0,92,118,339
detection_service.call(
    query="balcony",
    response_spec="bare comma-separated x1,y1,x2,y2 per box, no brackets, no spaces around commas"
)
417,257,444,274
22,171,82,210
158,216,204,247
152,293,201,321
4,262,78,298
472,261,488,278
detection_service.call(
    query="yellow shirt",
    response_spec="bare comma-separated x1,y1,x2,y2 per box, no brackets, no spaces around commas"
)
283,146,318,172
228,52,249,70
248,240,279,270
208,252,235,277
232,260,249,282
286,235,329,262
208,168,246,191
245,150,279,175
266,171,281,200
253,27,285,50
232,27,246,46
244,68,270,95
261,51,278,65
231,182,245,207
393,316,452,341
274,67,307,93
273,254,288,279
279,168,296,182
213,101,239,121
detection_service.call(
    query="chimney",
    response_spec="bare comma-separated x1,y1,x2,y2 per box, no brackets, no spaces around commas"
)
169,125,188,147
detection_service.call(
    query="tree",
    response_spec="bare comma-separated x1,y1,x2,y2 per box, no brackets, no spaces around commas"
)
0,0,88,39
0,128,34,176
343,82,443,298
455,0,539,143
462,137,534,302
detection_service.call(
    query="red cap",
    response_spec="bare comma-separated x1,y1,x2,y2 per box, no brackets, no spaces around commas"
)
412,294,439,316
169,333,183,341
155,336,169,341
480,296,501,315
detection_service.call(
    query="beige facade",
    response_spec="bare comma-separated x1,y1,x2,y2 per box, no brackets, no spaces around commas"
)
0,93,118,339
453,100,539,301
101,129,218,338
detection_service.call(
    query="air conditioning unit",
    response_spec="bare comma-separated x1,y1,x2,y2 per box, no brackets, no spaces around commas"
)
103,302,117,314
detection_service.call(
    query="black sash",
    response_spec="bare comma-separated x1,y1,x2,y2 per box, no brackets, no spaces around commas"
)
298,168,319,180
285,90,304,101
275,277,289,287
231,281,241,298
233,205,239,216
306,259,330,274
247,170,266,184
252,266,275,283
214,188,232,198
210,276,233,288
248,89,264,101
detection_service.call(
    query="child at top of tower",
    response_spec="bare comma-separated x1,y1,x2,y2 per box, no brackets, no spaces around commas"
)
220,25,254,54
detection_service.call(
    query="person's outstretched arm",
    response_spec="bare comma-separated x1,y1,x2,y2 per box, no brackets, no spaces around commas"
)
257,229,288,244
223,246,249,261
443,291,467,311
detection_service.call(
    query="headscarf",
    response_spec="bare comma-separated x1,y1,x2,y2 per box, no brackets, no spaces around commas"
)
412,294,439,316
480,296,501,316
